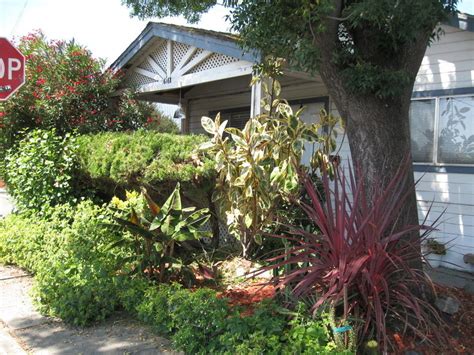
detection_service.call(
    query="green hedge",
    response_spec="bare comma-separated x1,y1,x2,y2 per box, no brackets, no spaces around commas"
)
76,130,215,186
0,202,128,325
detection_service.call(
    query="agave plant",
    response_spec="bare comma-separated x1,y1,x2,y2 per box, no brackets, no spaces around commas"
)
112,183,211,283
258,161,447,352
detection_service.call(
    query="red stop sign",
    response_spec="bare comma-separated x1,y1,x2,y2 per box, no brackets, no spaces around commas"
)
0,38,25,101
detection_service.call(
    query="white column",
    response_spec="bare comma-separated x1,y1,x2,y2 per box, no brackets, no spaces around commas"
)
250,80,262,118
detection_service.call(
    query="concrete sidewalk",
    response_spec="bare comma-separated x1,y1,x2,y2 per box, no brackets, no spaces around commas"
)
0,265,177,354
0,188,13,217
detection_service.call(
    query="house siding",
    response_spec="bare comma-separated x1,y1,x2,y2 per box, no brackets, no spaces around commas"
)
414,24,474,92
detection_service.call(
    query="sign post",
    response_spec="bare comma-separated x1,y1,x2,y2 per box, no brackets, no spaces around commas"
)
0,38,25,101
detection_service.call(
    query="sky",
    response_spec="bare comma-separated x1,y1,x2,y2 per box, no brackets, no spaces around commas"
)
0,0,231,66
0,0,473,67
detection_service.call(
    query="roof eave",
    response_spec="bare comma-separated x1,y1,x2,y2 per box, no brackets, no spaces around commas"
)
110,22,261,71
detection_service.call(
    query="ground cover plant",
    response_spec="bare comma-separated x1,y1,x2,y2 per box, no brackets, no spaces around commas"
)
0,201,128,325
0,202,351,353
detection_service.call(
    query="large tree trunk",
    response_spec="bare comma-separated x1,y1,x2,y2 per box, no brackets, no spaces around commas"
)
332,93,421,267
309,3,434,270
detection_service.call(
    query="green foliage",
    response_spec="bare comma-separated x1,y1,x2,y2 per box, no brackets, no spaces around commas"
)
5,129,79,213
426,238,447,255
131,283,346,354
0,202,130,326
0,31,175,177
0,201,350,352
76,130,214,185
0,31,119,141
112,183,211,283
118,89,179,134
32,202,122,325
200,73,338,257
121,0,225,23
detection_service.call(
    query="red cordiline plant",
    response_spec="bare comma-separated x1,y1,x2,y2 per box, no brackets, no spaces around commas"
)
261,162,446,352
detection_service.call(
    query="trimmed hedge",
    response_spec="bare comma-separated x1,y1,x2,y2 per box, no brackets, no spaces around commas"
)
76,131,215,186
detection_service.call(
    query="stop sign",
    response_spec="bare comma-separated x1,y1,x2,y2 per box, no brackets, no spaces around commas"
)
0,38,25,101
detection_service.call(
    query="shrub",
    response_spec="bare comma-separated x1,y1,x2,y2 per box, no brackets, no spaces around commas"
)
32,201,128,325
0,201,130,326
0,32,118,150
5,129,79,213
76,131,214,186
260,163,446,352
112,183,210,283
199,74,339,257
0,31,177,177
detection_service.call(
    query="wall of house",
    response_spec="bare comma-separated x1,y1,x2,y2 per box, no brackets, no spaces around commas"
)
412,24,474,271
415,24,474,92
185,75,253,134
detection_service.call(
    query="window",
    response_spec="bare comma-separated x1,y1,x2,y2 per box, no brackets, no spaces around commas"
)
409,95,474,165
209,107,250,130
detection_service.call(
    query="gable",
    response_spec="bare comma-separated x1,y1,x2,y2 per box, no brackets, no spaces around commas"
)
121,38,253,93
113,23,258,94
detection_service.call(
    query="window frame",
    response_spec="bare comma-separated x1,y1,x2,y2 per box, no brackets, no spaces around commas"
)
411,93,474,167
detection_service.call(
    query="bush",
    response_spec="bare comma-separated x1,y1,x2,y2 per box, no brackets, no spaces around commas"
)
0,32,178,178
0,201,131,326
5,129,79,213
76,131,213,186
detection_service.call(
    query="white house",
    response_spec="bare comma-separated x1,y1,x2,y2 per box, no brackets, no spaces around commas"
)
111,13,474,272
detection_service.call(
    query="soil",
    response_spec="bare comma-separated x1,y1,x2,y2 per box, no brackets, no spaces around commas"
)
0,180,5,188
218,279,474,354
391,284,474,354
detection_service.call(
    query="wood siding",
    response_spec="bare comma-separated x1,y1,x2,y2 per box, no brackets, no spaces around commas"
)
414,24,474,92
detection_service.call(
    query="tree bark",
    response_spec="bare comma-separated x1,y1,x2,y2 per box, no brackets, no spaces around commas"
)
308,4,435,270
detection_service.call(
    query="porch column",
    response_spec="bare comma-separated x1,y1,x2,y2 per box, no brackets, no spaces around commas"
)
250,80,262,118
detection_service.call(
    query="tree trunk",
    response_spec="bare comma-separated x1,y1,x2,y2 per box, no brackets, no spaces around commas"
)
326,90,422,269
309,7,433,271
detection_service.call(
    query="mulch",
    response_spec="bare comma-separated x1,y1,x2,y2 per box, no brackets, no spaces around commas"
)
217,280,474,353
218,283,275,316
392,284,474,354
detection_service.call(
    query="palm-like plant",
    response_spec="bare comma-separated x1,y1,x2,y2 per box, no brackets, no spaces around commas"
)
112,183,210,283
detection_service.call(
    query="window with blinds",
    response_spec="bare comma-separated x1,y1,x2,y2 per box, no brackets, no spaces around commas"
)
209,107,250,130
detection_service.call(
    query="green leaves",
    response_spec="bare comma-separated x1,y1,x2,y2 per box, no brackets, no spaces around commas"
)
112,183,210,282
5,129,79,214
199,74,339,256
